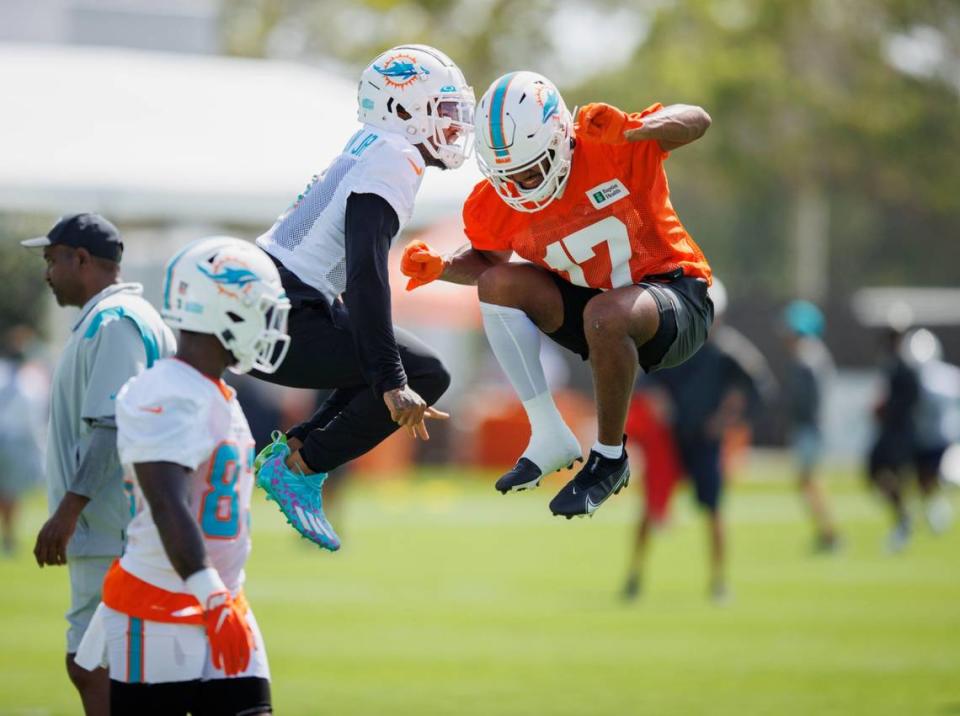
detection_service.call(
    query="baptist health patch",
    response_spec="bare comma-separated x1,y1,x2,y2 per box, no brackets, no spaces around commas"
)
585,179,630,210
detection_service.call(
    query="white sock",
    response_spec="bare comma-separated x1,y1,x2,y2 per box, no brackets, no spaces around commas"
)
480,302,580,469
522,392,579,464
592,441,624,460
479,302,547,401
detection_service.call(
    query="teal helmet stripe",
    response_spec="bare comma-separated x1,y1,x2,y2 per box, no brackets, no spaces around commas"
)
162,243,194,311
84,307,161,368
488,72,518,159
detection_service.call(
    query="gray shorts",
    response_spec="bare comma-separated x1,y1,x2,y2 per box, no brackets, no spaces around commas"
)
791,425,824,473
642,276,713,371
66,555,113,653
546,272,714,372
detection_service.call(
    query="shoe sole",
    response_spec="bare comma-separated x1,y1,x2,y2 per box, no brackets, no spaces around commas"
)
553,469,631,520
498,456,584,494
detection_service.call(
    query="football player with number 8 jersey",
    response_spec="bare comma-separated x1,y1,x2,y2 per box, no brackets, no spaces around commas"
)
75,237,290,715
401,71,715,518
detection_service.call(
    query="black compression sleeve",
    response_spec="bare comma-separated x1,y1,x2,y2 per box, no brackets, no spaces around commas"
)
343,192,407,396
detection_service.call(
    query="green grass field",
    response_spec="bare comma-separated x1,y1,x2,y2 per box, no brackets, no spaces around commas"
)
2,458,959,715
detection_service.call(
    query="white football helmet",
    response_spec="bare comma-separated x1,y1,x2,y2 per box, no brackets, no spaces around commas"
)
162,237,291,375
357,44,475,169
475,71,575,212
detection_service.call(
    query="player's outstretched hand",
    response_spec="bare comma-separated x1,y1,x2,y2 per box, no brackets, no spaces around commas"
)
401,240,445,291
415,406,450,440
383,385,450,440
577,103,632,145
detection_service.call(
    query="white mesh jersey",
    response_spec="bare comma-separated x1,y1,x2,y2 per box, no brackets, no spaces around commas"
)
256,125,426,302
115,359,255,595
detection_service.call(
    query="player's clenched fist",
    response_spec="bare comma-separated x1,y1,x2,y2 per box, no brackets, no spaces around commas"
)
401,240,445,291
577,103,634,145
188,568,254,676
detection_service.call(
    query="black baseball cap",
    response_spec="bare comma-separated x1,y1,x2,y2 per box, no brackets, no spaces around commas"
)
21,213,124,262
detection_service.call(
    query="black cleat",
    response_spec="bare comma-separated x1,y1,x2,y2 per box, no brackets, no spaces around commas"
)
495,458,546,493
494,454,583,494
549,448,630,518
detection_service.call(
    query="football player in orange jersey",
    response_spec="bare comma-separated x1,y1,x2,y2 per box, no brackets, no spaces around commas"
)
402,71,714,518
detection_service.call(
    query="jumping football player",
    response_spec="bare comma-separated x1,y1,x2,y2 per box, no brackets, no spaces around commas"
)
402,71,714,518
75,237,290,715
252,45,475,549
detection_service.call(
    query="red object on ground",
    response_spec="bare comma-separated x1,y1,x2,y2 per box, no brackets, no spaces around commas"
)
467,389,595,471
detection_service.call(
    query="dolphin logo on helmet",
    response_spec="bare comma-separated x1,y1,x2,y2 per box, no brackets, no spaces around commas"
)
197,264,260,289
373,54,432,89
162,237,291,375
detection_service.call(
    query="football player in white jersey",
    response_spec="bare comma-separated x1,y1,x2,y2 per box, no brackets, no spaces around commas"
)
75,237,290,715
251,45,474,550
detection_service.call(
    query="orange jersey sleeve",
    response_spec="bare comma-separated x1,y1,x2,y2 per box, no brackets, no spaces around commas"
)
462,181,512,251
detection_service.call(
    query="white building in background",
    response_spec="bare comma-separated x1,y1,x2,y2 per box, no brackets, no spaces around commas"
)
0,0,481,233
0,0,221,54
0,43,482,227
0,43,482,295
0,5,485,397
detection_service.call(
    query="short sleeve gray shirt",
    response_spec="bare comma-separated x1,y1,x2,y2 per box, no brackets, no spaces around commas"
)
45,283,176,557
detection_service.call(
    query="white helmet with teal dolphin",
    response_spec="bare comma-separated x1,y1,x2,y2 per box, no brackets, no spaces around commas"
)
161,237,291,375
357,44,475,169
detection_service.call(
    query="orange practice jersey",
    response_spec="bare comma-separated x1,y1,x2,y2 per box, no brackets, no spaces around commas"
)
463,103,711,289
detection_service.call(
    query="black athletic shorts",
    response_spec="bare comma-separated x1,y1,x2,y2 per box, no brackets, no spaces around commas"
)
868,434,915,476
544,270,713,372
915,446,947,476
110,676,271,716
676,434,723,511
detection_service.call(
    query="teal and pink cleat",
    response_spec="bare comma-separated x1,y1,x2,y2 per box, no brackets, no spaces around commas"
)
254,432,341,551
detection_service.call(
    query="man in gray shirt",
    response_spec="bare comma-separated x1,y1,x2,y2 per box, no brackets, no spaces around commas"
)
22,214,175,716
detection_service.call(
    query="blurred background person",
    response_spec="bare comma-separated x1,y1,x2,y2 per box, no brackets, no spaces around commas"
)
620,380,682,600
0,325,45,556
867,326,920,552
622,280,776,602
782,300,841,553
901,328,959,535
622,382,684,532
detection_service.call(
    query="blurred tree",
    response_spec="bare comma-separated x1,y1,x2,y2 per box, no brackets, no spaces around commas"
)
221,0,557,84
0,216,51,341
573,0,960,300
220,0,960,302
